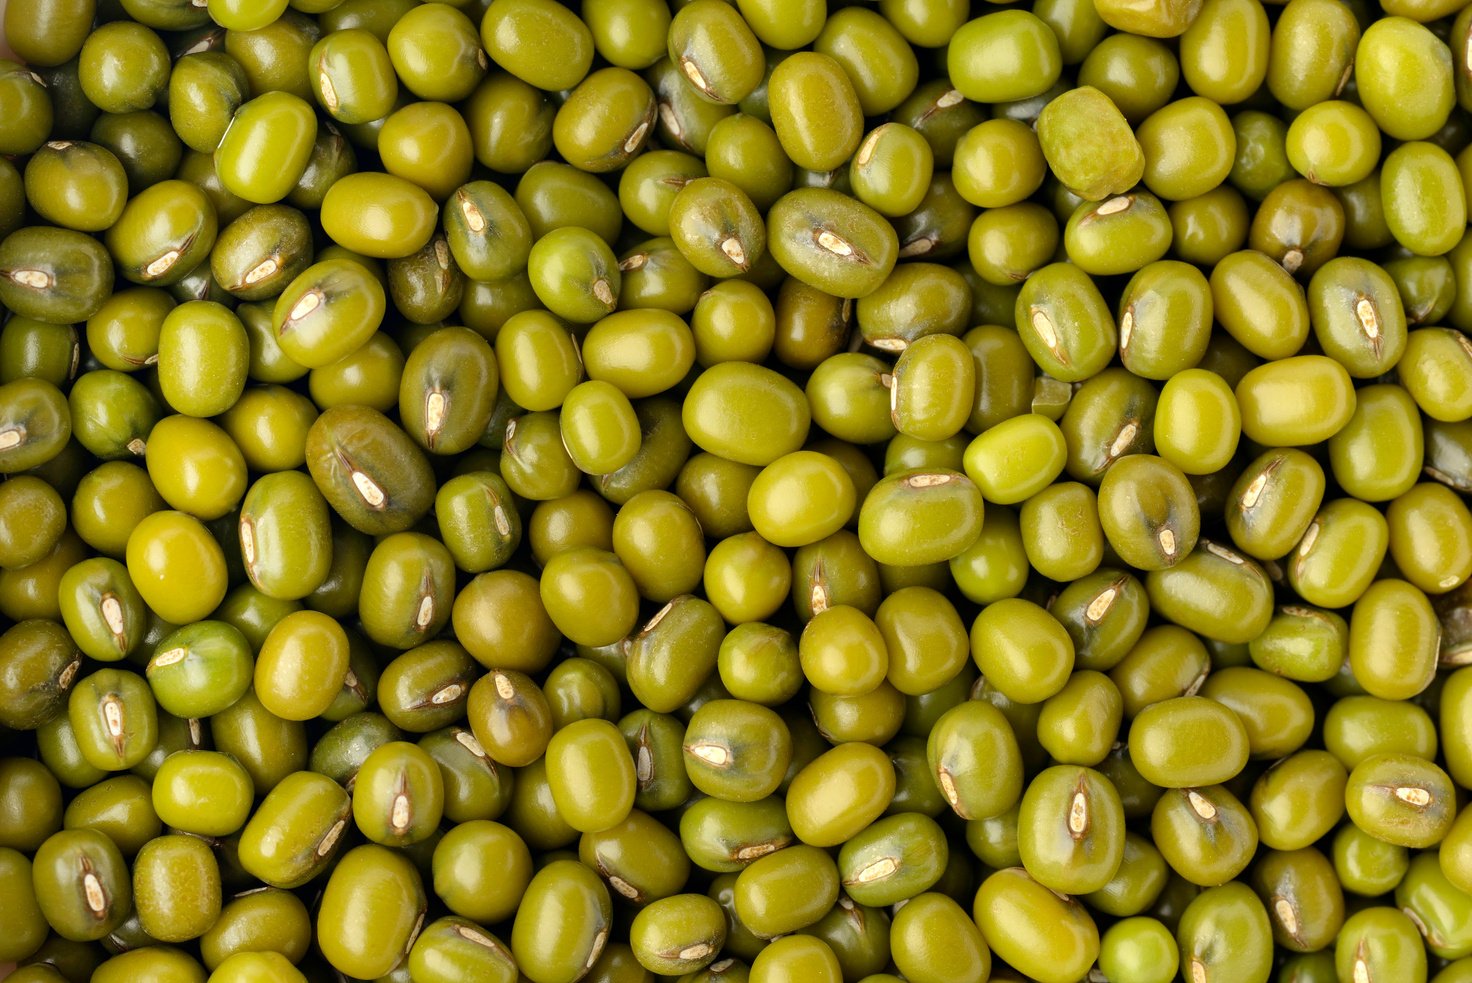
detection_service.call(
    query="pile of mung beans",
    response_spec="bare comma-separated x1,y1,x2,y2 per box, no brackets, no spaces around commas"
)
2,0,1472,980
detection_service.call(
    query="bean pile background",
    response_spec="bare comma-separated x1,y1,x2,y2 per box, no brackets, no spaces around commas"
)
4,0,1472,982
